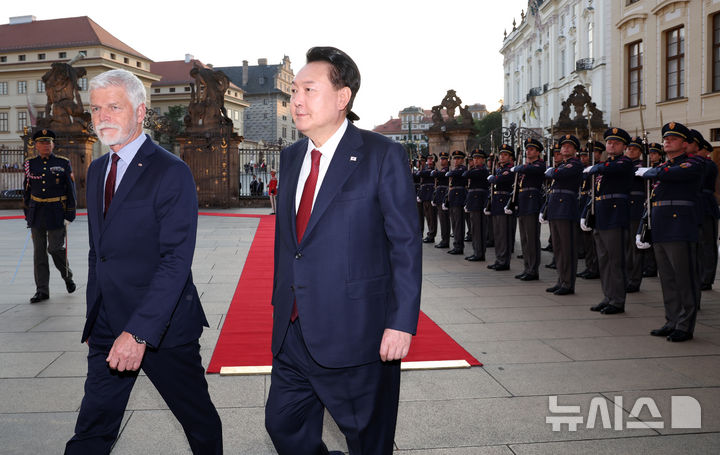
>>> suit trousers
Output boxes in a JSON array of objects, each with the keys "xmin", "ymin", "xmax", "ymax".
[
  {"xmin": 549, "ymin": 220, "xmax": 577, "ymax": 289},
  {"xmin": 625, "ymin": 219, "xmax": 644, "ymax": 289},
  {"xmin": 449, "ymin": 207, "xmax": 465, "ymax": 250},
  {"xmin": 31, "ymin": 226, "xmax": 72, "ymax": 294},
  {"xmin": 492, "ymin": 214, "xmax": 511, "ymax": 267},
  {"xmin": 417, "ymin": 201, "xmax": 425, "ymax": 235},
  {"xmin": 265, "ymin": 320, "xmax": 400, "ymax": 455},
  {"xmin": 518, "ymin": 214, "xmax": 540, "ymax": 275},
  {"xmin": 654, "ymin": 242, "xmax": 701, "ymax": 333},
  {"xmin": 65, "ymin": 305, "xmax": 222, "ymax": 455},
  {"xmin": 437, "ymin": 207, "xmax": 450, "ymax": 244},
  {"xmin": 422, "ymin": 201, "xmax": 437, "ymax": 239},
  {"xmin": 699, "ymin": 216, "xmax": 719, "ymax": 287},
  {"xmin": 469, "ymin": 211, "xmax": 486, "ymax": 259},
  {"xmin": 594, "ymin": 228, "xmax": 628, "ymax": 309}
]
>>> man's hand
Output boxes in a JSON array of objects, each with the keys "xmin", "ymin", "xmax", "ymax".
[
  {"xmin": 379, "ymin": 328, "xmax": 412, "ymax": 362},
  {"xmin": 106, "ymin": 331, "xmax": 146, "ymax": 372}
]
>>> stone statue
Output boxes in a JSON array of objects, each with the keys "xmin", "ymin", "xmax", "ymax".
[
  {"xmin": 554, "ymin": 84, "xmax": 607, "ymax": 135},
  {"xmin": 440, "ymin": 90, "xmax": 462, "ymax": 120},
  {"xmin": 431, "ymin": 105, "xmax": 444, "ymax": 127},
  {"xmin": 38, "ymin": 60, "xmax": 90, "ymax": 131},
  {"xmin": 459, "ymin": 105, "xmax": 474, "ymax": 127},
  {"xmin": 185, "ymin": 63, "xmax": 233, "ymax": 132}
]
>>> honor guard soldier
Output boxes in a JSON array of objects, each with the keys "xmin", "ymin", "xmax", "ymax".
[
  {"xmin": 463, "ymin": 150, "xmax": 489, "ymax": 261},
  {"xmin": 625, "ymin": 136, "xmax": 647, "ymax": 293},
  {"xmin": 23, "ymin": 129, "xmax": 77, "ymax": 303},
  {"xmin": 432, "ymin": 151, "xmax": 451, "ymax": 248},
  {"xmin": 542, "ymin": 135, "xmax": 583, "ymax": 295},
  {"xmin": 690, "ymin": 131, "xmax": 719, "ymax": 290},
  {"xmin": 413, "ymin": 155, "xmax": 427, "ymax": 236},
  {"xmin": 446, "ymin": 150, "xmax": 468, "ymax": 254},
  {"xmin": 487, "ymin": 144, "xmax": 515, "ymax": 271},
  {"xmin": 636, "ymin": 121, "xmax": 702, "ymax": 342},
  {"xmin": 577, "ymin": 143, "xmax": 603, "ymax": 279},
  {"xmin": 512, "ymin": 138, "xmax": 546, "ymax": 280},
  {"xmin": 418, "ymin": 154, "xmax": 437, "ymax": 243},
  {"xmin": 582, "ymin": 127, "xmax": 634, "ymax": 314},
  {"xmin": 642, "ymin": 143, "xmax": 664, "ymax": 277}
]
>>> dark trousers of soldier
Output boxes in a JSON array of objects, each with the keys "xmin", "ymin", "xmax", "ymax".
[
  {"xmin": 417, "ymin": 201, "xmax": 425, "ymax": 235},
  {"xmin": 699, "ymin": 216, "xmax": 719, "ymax": 287},
  {"xmin": 581, "ymin": 230, "xmax": 598, "ymax": 274},
  {"xmin": 594, "ymin": 228, "xmax": 628, "ymax": 309},
  {"xmin": 654, "ymin": 242, "xmax": 701, "ymax": 333},
  {"xmin": 469, "ymin": 211, "xmax": 486, "ymax": 259},
  {"xmin": 625, "ymin": 219, "xmax": 644, "ymax": 289},
  {"xmin": 449, "ymin": 207, "xmax": 465, "ymax": 251},
  {"xmin": 518, "ymin": 214, "xmax": 540, "ymax": 275},
  {"xmin": 422, "ymin": 201, "xmax": 437, "ymax": 240},
  {"xmin": 438, "ymin": 207, "xmax": 450, "ymax": 245},
  {"xmin": 643, "ymin": 245, "xmax": 657, "ymax": 275},
  {"xmin": 492, "ymin": 214, "xmax": 512, "ymax": 267},
  {"xmin": 486, "ymin": 213, "xmax": 494, "ymax": 246},
  {"xmin": 575, "ymin": 224, "xmax": 585, "ymax": 258},
  {"xmin": 31, "ymin": 226, "xmax": 72, "ymax": 294},
  {"xmin": 549, "ymin": 220, "xmax": 577, "ymax": 289}
]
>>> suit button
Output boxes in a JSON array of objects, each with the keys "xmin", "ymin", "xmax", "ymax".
[
  {"xmin": 295, "ymin": 252, "xmax": 302, "ymax": 259},
  {"xmin": 100, "ymin": 257, "xmax": 106, "ymax": 262},
  {"xmin": 673, "ymin": 213, "xmax": 677, "ymax": 218}
]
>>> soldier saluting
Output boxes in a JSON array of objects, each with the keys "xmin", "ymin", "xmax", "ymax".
[{"xmin": 23, "ymin": 129, "xmax": 77, "ymax": 303}]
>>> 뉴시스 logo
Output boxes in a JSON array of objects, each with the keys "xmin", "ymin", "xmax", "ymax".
[{"xmin": 546, "ymin": 395, "xmax": 702, "ymax": 431}]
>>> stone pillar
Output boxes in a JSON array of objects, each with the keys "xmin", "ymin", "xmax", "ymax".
[
  {"xmin": 178, "ymin": 134, "xmax": 240, "ymax": 208},
  {"xmin": 447, "ymin": 129, "xmax": 474, "ymax": 156},
  {"xmin": 427, "ymin": 130, "xmax": 449, "ymax": 158}
]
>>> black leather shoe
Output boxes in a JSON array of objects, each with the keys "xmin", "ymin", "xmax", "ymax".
[
  {"xmin": 65, "ymin": 279, "xmax": 76, "ymax": 294},
  {"xmin": 465, "ymin": 255, "xmax": 484, "ymax": 261},
  {"xmin": 545, "ymin": 262, "xmax": 556, "ymax": 269},
  {"xmin": 701, "ymin": 283, "xmax": 712, "ymax": 291},
  {"xmin": 422, "ymin": 237, "xmax": 435, "ymax": 243},
  {"xmin": 434, "ymin": 242, "xmax": 449, "ymax": 248},
  {"xmin": 578, "ymin": 252, "xmax": 586, "ymax": 259},
  {"xmin": 464, "ymin": 235, "xmax": 472, "ymax": 242},
  {"xmin": 650, "ymin": 326, "xmax": 674, "ymax": 337},
  {"xmin": 642, "ymin": 270, "xmax": 657, "ymax": 277},
  {"xmin": 494, "ymin": 264, "xmax": 510, "ymax": 271},
  {"xmin": 554, "ymin": 287, "xmax": 574, "ymax": 295},
  {"xmin": 601, "ymin": 305, "xmax": 624, "ymax": 315},
  {"xmin": 542, "ymin": 244, "xmax": 553, "ymax": 252},
  {"xmin": 30, "ymin": 292, "xmax": 49, "ymax": 303},
  {"xmin": 626, "ymin": 285, "xmax": 640, "ymax": 293},
  {"xmin": 516, "ymin": 254, "xmax": 524, "ymax": 259},
  {"xmin": 546, "ymin": 285, "xmax": 560, "ymax": 293},
  {"xmin": 577, "ymin": 269, "xmax": 590, "ymax": 278},
  {"xmin": 515, "ymin": 273, "xmax": 526, "ymax": 279},
  {"xmin": 447, "ymin": 248, "xmax": 464, "ymax": 255},
  {"xmin": 582, "ymin": 272, "xmax": 600, "ymax": 279},
  {"xmin": 667, "ymin": 330, "xmax": 693, "ymax": 342},
  {"xmin": 590, "ymin": 302, "xmax": 608, "ymax": 312},
  {"xmin": 486, "ymin": 241, "xmax": 494, "ymax": 247},
  {"xmin": 487, "ymin": 263, "xmax": 498, "ymax": 269},
  {"xmin": 520, "ymin": 273, "xmax": 539, "ymax": 281}
]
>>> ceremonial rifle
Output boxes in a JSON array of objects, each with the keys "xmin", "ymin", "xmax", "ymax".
[
  {"xmin": 586, "ymin": 115, "xmax": 596, "ymax": 228},
  {"xmin": 485, "ymin": 131, "xmax": 498, "ymax": 213},
  {"xmin": 639, "ymin": 108, "xmax": 652, "ymax": 243}
]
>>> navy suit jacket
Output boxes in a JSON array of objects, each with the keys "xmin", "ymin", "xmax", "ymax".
[
  {"xmin": 81, "ymin": 135, "xmax": 208, "ymax": 348},
  {"xmin": 271, "ymin": 123, "xmax": 422, "ymax": 368}
]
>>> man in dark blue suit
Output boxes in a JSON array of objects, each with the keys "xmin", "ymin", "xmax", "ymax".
[
  {"xmin": 264, "ymin": 47, "xmax": 422, "ymax": 455},
  {"xmin": 65, "ymin": 69, "xmax": 222, "ymax": 454}
]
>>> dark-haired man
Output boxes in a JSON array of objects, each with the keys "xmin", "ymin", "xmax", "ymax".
[{"xmin": 265, "ymin": 47, "xmax": 421, "ymax": 454}]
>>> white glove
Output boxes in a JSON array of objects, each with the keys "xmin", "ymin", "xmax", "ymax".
[
  {"xmin": 583, "ymin": 166, "xmax": 593, "ymax": 174},
  {"xmin": 504, "ymin": 207, "xmax": 513, "ymax": 215},
  {"xmin": 580, "ymin": 218, "xmax": 592, "ymax": 232},
  {"xmin": 431, "ymin": 201, "xmax": 436, "ymax": 207},
  {"xmin": 487, "ymin": 175, "xmax": 493, "ymax": 181},
  {"xmin": 635, "ymin": 167, "xmax": 651, "ymax": 177},
  {"xmin": 635, "ymin": 234, "xmax": 651, "ymax": 249},
  {"xmin": 64, "ymin": 219, "xmax": 71, "ymax": 227},
  {"xmin": 464, "ymin": 206, "xmax": 469, "ymax": 213},
  {"xmin": 483, "ymin": 208, "xmax": 491, "ymax": 216},
  {"xmin": 510, "ymin": 166, "xmax": 517, "ymax": 172},
  {"xmin": 539, "ymin": 212, "xmax": 548, "ymax": 224},
  {"xmin": 442, "ymin": 203, "xmax": 448, "ymax": 211},
  {"xmin": 417, "ymin": 196, "xmax": 421, "ymax": 203}
]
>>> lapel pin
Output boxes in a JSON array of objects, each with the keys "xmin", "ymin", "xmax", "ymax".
[
  {"xmin": 350, "ymin": 156, "xmax": 357, "ymax": 161},
  {"xmin": 138, "ymin": 163, "xmax": 143, "ymax": 167}
]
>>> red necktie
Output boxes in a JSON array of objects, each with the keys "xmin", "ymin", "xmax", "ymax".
[
  {"xmin": 291, "ymin": 149, "xmax": 321, "ymax": 321},
  {"xmin": 104, "ymin": 153, "xmax": 120, "ymax": 217}
]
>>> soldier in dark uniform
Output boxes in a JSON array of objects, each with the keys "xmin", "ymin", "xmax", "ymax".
[
  {"xmin": 22, "ymin": 129, "xmax": 77, "ymax": 303},
  {"xmin": 463, "ymin": 150, "xmax": 489, "ymax": 261},
  {"xmin": 513, "ymin": 138, "xmax": 546, "ymax": 280},
  {"xmin": 577, "ymin": 143, "xmax": 603, "ymax": 279},
  {"xmin": 582, "ymin": 127, "xmax": 634, "ymax": 314},
  {"xmin": 446, "ymin": 150, "xmax": 468, "ymax": 255},
  {"xmin": 418, "ymin": 154, "xmax": 437, "ymax": 243},
  {"xmin": 642, "ymin": 143, "xmax": 664, "ymax": 277},
  {"xmin": 432, "ymin": 151, "xmax": 451, "ymax": 248},
  {"xmin": 636, "ymin": 121, "xmax": 702, "ymax": 342},
  {"xmin": 413, "ymin": 155, "xmax": 426, "ymax": 237},
  {"xmin": 625, "ymin": 136, "xmax": 647, "ymax": 293},
  {"xmin": 543, "ymin": 135, "xmax": 583, "ymax": 295},
  {"xmin": 543, "ymin": 142, "xmax": 562, "ymax": 256},
  {"xmin": 691, "ymin": 132, "xmax": 719, "ymax": 290},
  {"xmin": 487, "ymin": 144, "xmax": 515, "ymax": 271}
]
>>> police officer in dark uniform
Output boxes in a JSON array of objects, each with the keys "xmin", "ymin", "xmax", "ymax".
[
  {"xmin": 418, "ymin": 154, "xmax": 437, "ymax": 243},
  {"xmin": 432, "ymin": 151, "xmax": 451, "ymax": 248},
  {"xmin": 513, "ymin": 138, "xmax": 546, "ymax": 280},
  {"xmin": 463, "ymin": 150, "xmax": 489, "ymax": 261},
  {"xmin": 636, "ymin": 121, "xmax": 702, "ymax": 342},
  {"xmin": 543, "ymin": 135, "xmax": 583, "ymax": 295},
  {"xmin": 487, "ymin": 144, "xmax": 515, "ymax": 271},
  {"xmin": 691, "ymin": 132, "xmax": 719, "ymax": 290},
  {"xmin": 446, "ymin": 150, "xmax": 468, "ymax": 255},
  {"xmin": 582, "ymin": 127, "xmax": 634, "ymax": 314},
  {"xmin": 625, "ymin": 136, "xmax": 647, "ymax": 293},
  {"xmin": 642, "ymin": 143, "xmax": 665, "ymax": 277},
  {"xmin": 23, "ymin": 129, "xmax": 77, "ymax": 303},
  {"xmin": 577, "ymin": 143, "xmax": 603, "ymax": 279},
  {"xmin": 413, "ymin": 155, "xmax": 426, "ymax": 236}
]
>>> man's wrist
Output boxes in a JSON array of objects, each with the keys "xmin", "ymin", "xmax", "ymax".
[{"xmin": 132, "ymin": 334, "xmax": 147, "ymax": 345}]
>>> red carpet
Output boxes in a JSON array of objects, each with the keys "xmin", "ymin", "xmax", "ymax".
[{"xmin": 205, "ymin": 212, "xmax": 481, "ymax": 374}]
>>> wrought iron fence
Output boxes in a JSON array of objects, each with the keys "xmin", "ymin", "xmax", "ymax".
[
  {"xmin": 238, "ymin": 146, "xmax": 282, "ymax": 197},
  {"xmin": 0, "ymin": 147, "xmax": 26, "ymax": 197},
  {"xmin": 471, "ymin": 124, "xmax": 546, "ymax": 156}
]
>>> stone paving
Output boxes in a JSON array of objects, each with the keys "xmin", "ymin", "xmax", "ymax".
[{"xmin": 1, "ymin": 208, "xmax": 719, "ymax": 454}]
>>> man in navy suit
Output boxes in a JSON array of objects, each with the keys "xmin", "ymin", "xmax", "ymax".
[
  {"xmin": 65, "ymin": 69, "xmax": 222, "ymax": 454},
  {"xmin": 264, "ymin": 47, "xmax": 422, "ymax": 455}
]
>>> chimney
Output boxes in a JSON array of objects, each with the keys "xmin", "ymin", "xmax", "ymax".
[
  {"xmin": 9, "ymin": 15, "xmax": 36, "ymax": 24},
  {"xmin": 184, "ymin": 54, "xmax": 194, "ymax": 63},
  {"xmin": 258, "ymin": 58, "xmax": 267, "ymax": 66},
  {"xmin": 242, "ymin": 60, "xmax": 248, "ymax": 86}
]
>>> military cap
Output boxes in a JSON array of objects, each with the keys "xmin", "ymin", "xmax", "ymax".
[
  {"xmin": 499, "ymin": 144, "xmax": 515, "ymax": 159},
  {"xmin": 662, "ymin": 121, "xmax": 691, "ymax": 140},
  {"xmin": 524, "ymin": 137, "xmax": 544, "ymax": 152},
  {"xmin": 451, "ymin": 150, "xmax": 466, "ymax": 159},
  {"xmin": 32, "ymin": 128, "xmax": 56, "ymax": 141},
  {"xmin": 578, "ymin": 147, "xmax": 589, "ymax": 156},
  {"xmin": 603, "ymin": 127, "xmax": 631, "ymax": 145},
  {"xmin": 429, "ymin": 153, "xmax": 438, "ymax": 161},
  {"xmin": 552, "ymin": 141, "xmax": 561, "ymax": 152},
  {"xmin": 558, "ymin": 134, "xmax": 580, "ymax": 150},
  {"xmin": 689, "ymin": 129, "xmax": 706, "ymax": 145},
  {"xmin": 648, "ymin": 142, "xmax": 664, "ymax": 154},
  {"xmin": 472, "ymin": 149, "xmax": 487, "ymax": 159},
  {"xmin": 702, "ymin": 139, "xmax": 713, "ymax": 153},
  {"xmin": 439, "ymin": 151, "xmax": 450, "ymax": 159},
  {"xmin": 592, "ymin": 141, "xmax": 606, "ymax": 153},
  {"xmin": 627, "ymin": 136, "xmax": 644, "ymax": 150}
]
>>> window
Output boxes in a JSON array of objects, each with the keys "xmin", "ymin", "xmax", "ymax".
[
  {"xmin": 282, "ymin": 101, "xmax": 287, "ymax": 107},
  {"xmin": 184, "ymin": 87, "xmax": 190, "ymax": 92},
  {"xmin": 627, "ymin": 0, "xmax": 640, "ymax": 4},
  {"xmin": 0, "ymin": 56, "xmax": 6, "ymax": 63},
  {"xmin": 18, "ymin": 81, "xmax": 27, "ymax": 94},
  {"xmin": 154, "ymin": 88, "xmax": 160, "ymax": 93},
  {"xmin": 711, "ymin": 128, "xmax": 720, "ymax": 142},
  {"xmin": 37, "ymin": 80, "xmax": 45, "ymax": 93},
  {"xmin": 264, "ymin": 113, "xmax": 268, "ymax": 119},
  {"xmin": 292, "ymin": 129, "xmax": 296, "ymax": 140},
  {"xmin": 628, "ymin": 40, "xmax": 643, "ymax": 107},
  {"xmin": 666, "ymin": 26, "xmax": 685, "ymax": 99},
  {"xmin": 79, "ymin": 50, "xmax": 87, "ymax": 57},
  {"xmin": 282, "ymin": 115, "xmax": 287, "ymax": 121},
  {"xmin": 259, "ymin": 77, "xmax": 265, "ymax": 85},
  {"xmin": 713, "ymin": 13, "xmax": 720, "ymax": 92},
  {"xmin": 18, "ymin": 54, "xmax": 26, "ymax": 61},
  {"xmin": 110, "ymin": 53, "xmax": 116, "ymax": 60},
  {"xmin": 282, "ymin": 126, "xmax": 287, "ymax": 138},
  {"xmin": 38, "ymin": 53, "xmax": 45, "ymax": 60},
  {"xmin": 59, "ymin": 52, "xmax": 66, "ymax": 59},
  {"xmin": 0, "ymin": 82, "xmax": 7, "ymax": 95},
  {"xmin": 124, "ymin": 57, "xmax": 129, "ymax": 64},
  {"xmin": 136, "ymin": 61, "xmax": 142, "ymax": 68},
  {"xmin": 0, "ymin": 112, "xmax": 8, "ymax": 132},
  {"xmin": 263, "ymin": 98, "xmax": 268, "ymax": 105},
  {"xmin": 169, "ymin": 87, "xmax": 175, "ymax": 92},
  {"xmin": 78, "ymin": 77, "xmax": 88, "ymax": 91},
  {"xmin": 18, "ymin": 111, "xmax": 28, "ymax": 130}
]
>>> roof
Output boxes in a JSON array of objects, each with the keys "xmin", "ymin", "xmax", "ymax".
[
  {"xmin": 216, "ymin": 64, "xmax": 285, "ymax": 95},
  {"xmin": 150, "ymin": 59, "xmax": 243, "ymax": 92},
  {"xmin": 0, "ymin": 16, "xmax": 149, "ymax": 60},
  {"xmin": 373, "ymin": 118, "xmax": 403, "ymax": 134}
]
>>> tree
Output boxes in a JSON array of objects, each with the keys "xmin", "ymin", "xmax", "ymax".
[
  {"xmin": 152, "ymin": 105, "xmax": 187, "ymax": 147},
  {"xmin": 474, "ymin": 110, "xmax": 502, "ymax": 139}
]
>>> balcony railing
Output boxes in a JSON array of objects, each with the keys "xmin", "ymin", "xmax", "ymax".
[
  {"xmin": 576, "ymin": 58, "xmax": 594, "ymax": 71},
  {"xmin": 527, "ymin": 87, "xmax": 542, "ymax": 99}
]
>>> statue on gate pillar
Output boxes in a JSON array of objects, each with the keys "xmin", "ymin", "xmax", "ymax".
[
  {"xmin": 37, "ymin": 55, "xmax": 91, "ymax": 132},
  {"xmin": 184, "ymin": 63, "xmax": 233, "ymax": 134}
]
